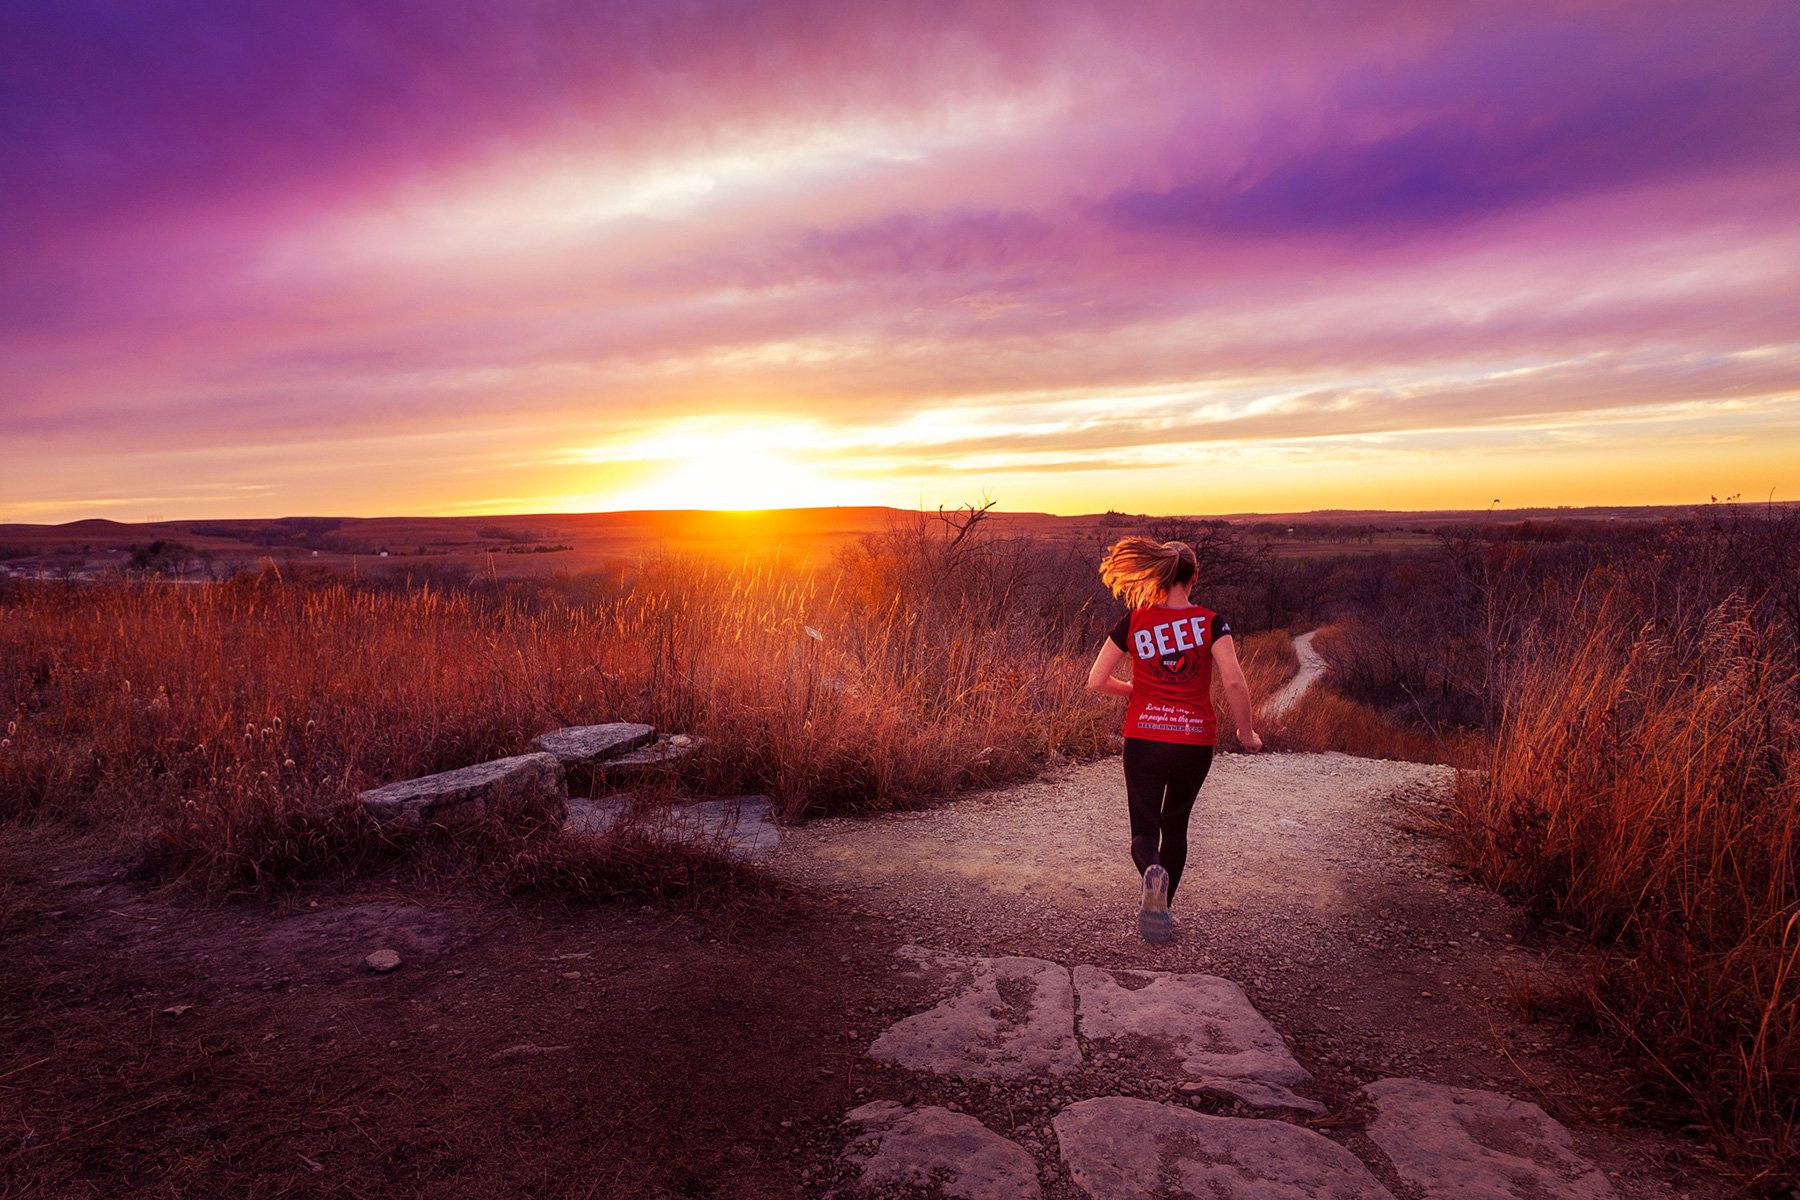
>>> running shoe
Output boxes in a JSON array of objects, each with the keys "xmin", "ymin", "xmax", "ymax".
[{"xmin": 1139, "ymin": 864, "xmax": 1172, "ymax": 945}]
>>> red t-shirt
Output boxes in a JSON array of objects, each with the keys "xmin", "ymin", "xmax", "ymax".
[{"xmin": 1107, "ymin": 605, "xmax": 1233, "ymax": 745}]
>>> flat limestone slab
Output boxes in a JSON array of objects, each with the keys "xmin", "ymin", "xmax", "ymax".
[
  {"xmin": 1364, "ymin": 1078, "xmax": 1617, "ymax": 1199},
  {"xmin": 1054, "ymin": 1097, "xmax": 1394, "ymax": 1200},
  {"xmin": 1073, "ymin": 966, "xmax": 1321, "ymax": 1112},
  {"xmin": 677, "ymin": 796, "xmax": 780, "ymax": 859},
  {"xmin": 842, "ymin": 1100, "xmax": 1043, "ymax": 1199},
  {"xmin": 597, "ymin": 735, "xmax": 704, "ymax": 774},
  {"xmin": 870, "ymin": 946, "xmax": 1082, "ymax": 1081},
  {"xmin": 563, "ymin": 795, "xmax": 779, "ymax": 860},
  {"xmin": 529, "ymin": 722, "xmax": 655, "ymax": 765},
  {"xmin": 563, "ymin": 795, "xmax": 629, "ymax": 838},
  {"xmin": 358, "ymin": 753, "xmax": 566, "ymax": 829}
]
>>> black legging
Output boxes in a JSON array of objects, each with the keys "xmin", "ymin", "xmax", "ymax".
[{"xmin": 1122, "ymin": 737, "xmax": 1214, "ymax": 903}]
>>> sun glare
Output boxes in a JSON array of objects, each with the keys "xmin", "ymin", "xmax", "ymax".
[{"xmin": 582, "ymin": 422, "xmax": 873, "ymax": 512}]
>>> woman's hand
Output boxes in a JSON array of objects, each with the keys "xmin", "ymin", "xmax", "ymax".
[{"xmin": 1237, "ymin": 728, "xmax": 1263, "ymax": 753}]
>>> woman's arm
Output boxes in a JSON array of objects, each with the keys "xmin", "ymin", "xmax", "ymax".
[
  {"xmin": 1212, "ymin": 635, "xmax": 1263, "ymax": 751},
  {"xmin": 1086, "ymin": 639, "xmax": 1132, "ymax": 698}
]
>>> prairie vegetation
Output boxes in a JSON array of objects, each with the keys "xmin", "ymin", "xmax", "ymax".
[
  {"xmin": 0, "ymin": 509, "xmax": 1293, "ymax": 895},
  {"xmin": 1458, "ymin": 593, "xmax": 1797, "ymax": 1170},
  {"xmin": 0, "ymin": 569, "xmax": 1074, "ymax": 891},
  {"xmin": 4, "ymin": 500, "xmax": 1795, "ymax": 1171},
  {"xmin": 1264, "ymin": 502, "xmax": 1799, "ymax": 1174},
  {"xmin": 1260, "ymin": 636, "xmax": 1484, "ymax": 765},
  {"xmin": 1449, "ymin": 508, "xmax": 1800, "ymax": 1176}
]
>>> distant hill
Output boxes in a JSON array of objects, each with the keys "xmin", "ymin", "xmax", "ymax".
[{"xmin": 1, "ymin": 501, "xmax": 1777, "ymax": 580}]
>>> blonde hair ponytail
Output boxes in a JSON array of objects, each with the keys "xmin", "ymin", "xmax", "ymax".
[{"xmin": 1099, "ymin": 537, "xmax": 1197, "ymax": 609}]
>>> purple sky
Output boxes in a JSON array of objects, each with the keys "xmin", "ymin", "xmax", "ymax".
[{"xmin": 4, "ymin": 1, "xmax": 1797, "ymax": 520}]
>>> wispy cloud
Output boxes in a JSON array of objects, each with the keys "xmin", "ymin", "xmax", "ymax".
[{"xmin": 2, "ymin": 1, "xmax": 1796, "ymax": 520}]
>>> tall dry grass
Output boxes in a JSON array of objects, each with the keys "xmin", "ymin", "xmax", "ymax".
[
  {"xmin": 1, "ymin": 555, "xmax": 1117, "ymax": 890},
  {"xmin": 1454, "ymin": 595, "xmax": 1799, "ymax": 1171},
  {"xmin": 1260, "ymin": 623, "xmax": 1483, "ymax": 764},
  {"xmin": 1262, "ymin": 687, "xmax": 1484, "ymax": 764},
  {"xmin": 1221, "ymin": 627, "xmax": 1299, "ymax": 734}
]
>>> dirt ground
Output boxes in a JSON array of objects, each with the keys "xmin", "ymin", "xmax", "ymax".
[
  {"xmin": 773, "ymin": 750, "xmax": 1736, "ymax": 1199},
  {"xmin": 0, "ymin": 826, "xmax": 901, "ymax": 1199},
  {"xmin": 0, "ymin": 751, "xmax": 1744, "ymax": 1199}
]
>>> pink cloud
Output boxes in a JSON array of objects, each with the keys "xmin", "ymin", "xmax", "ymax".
[{"xmin": 3, "ymin": 1, "xmax": 1797, "ymax": 517}]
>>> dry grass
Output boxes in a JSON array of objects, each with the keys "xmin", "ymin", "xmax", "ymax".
[
  {"xmin": 500, "ymin": 824, "xmax": 800, "ymax": 915},
  {"xmin": 1260, "ymin": 624, "xmax": 1483, "ymax": 765},
  {"xmin": 1234, "ymin": 627, "xmax": 1300, "ymax": 726},
  {"xmin": 1453, "ymin": 595, "xmax": 1799, "ymax": 1174},
  {"xmin": 1263, "ymin": 686, "xmax": 1485, "ymax": 764},
  {"xmin": 1, "ymin": 558, "xmax": 1115, "ymax": 892}
]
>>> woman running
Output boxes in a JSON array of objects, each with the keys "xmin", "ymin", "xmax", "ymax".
[{"xmin": 1086, "ymin": 537, "xmax": 1262, "ymax": 944}]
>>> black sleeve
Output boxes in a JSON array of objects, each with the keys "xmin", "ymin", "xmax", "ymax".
[
  {"xmin": 1107, "ymin": 614, "xmax": 1130, "ymax": 651},
  {"xmin": 1214, "ymin": 614, "xmax": 1233, "ymax": 641}
]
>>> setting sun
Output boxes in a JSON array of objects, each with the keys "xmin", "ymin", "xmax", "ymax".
[{"xmin": 574, "ymin": 420, "xmax": 876, "ymax": 512}]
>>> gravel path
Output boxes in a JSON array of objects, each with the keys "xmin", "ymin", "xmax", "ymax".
[
  {"xmin": 1265, "ymin": 629, "xmax": 1325, "ymax": 717},
  {"xmin": 769, "ymin": 750, "xmax": 1731, "ymax": 1198}
]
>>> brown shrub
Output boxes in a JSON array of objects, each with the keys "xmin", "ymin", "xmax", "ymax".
[
  {"xmin": 1453, "ymin": 594, "xmax": 1799, "ymax": 1170},
  {"xmin": 1262, "ymin": 684, "xmax": 1483, "ymax": 765},
  {"xmin": 1241, "ymin": 628, "xmax": 1299, "ymax": 706}
]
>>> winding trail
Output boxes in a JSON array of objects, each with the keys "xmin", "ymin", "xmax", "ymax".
[{"xmin": 1264, "ymin": 629, "xmax": 1326, "ymax": 719}]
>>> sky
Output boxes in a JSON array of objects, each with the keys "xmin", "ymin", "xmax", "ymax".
[{"xmin": 3, "ymin": 0, "xmax": 1798, "ymax": 522}]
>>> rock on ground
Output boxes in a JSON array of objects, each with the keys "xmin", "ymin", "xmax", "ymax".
[
  {"xmin": 870, "ymin": 946, "xmax": 1082, "ymax": 1081},
  {"xmin": 364, "ymin": 948, "xmax": 401, "ymax": 973},
  {"xmin": 563, "ymin": 795, "xmax": 630, "ymax": 838},
  {"xmin": 1364, "ymin": 1077, "xmax": 1618, "ymax": 1200},
  {"xmin": 1054, "ymin": 1097, "xmax": 1394, "ymax": 1200},
  {"xmin": 671, "ymin": 796, "xmax": 779, "ymax": 859},
  {"xmin": 528, "ymin": 722, "xmax": 655, "ymax": 766},
  {"xmin": 1073, "ymin": 966, "xmax": 1322, "ymax": 1113},
  {"xmin": 357, "ymin": 752, "xmax": 566, "ymax": 829},
  {"xmin": 597, "ymin": 736, "xmax": 704, "ymax": 777},
  {"xmin": 842, "ymin": 1100, "xmax": 1043, "ymax": 1200}
]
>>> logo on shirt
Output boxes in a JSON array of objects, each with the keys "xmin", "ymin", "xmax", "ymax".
[{"xmin": 1132, "ymin": 615, "xmax": 1210, "ymax": 682}]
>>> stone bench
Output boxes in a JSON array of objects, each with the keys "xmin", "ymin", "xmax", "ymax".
[{"xmin": 358, "ymin": 753, "xmax": 566, "ymax": 829}]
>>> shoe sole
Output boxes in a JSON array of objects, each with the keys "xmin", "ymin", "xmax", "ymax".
[{"xmin": 1139, "ymin": 865, "xmax": 1171, "ymax": 944}]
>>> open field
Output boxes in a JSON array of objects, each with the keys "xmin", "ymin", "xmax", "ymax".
[
  {"xmin": 0, "ymin": 501, "xmax": 1751, "ymax": 581},
  {"xmin": 4, "ymin": 503, "xmax": 1797, "ymax": 1188},
  {"xmin": 10, "ymin": 2, "xmax": 1798, "ymax": 1191}
]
